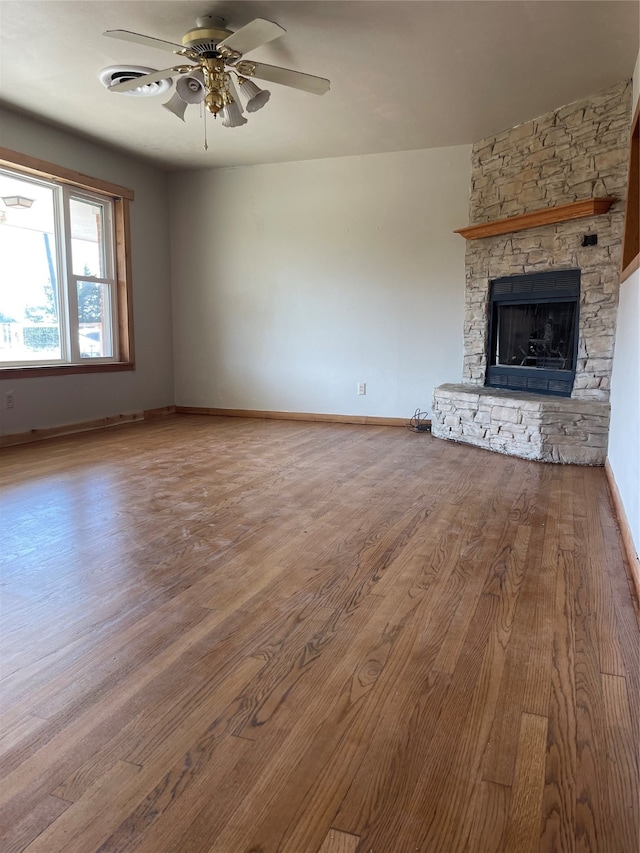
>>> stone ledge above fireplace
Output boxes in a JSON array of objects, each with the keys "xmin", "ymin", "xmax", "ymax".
[{"xmin": 432, "ymin": 384, "xmax": 609, "ymax": 465}]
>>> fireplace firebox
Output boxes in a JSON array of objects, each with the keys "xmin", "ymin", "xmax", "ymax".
[{"xmin": 486, "ymin": 269, "xmax": 580, "ymax": 397}]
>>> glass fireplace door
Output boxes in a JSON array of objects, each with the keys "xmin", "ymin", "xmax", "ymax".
[
  {"xmin": 496, "ymin": 301, "xmax": 577, "ymax": 372},
  {"xmin": 486, "ymin": 269, "xmax": 580, "ymax": 397}
]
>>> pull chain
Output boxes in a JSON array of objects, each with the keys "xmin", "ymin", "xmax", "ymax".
[{"xmin": 203, "ymin": 105, "xmax": 208, "ymax": 151}]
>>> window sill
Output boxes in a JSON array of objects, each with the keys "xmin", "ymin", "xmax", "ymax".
[{"xmin": 0, "ymin": 362, "xmax": 135, "ymax": 379}]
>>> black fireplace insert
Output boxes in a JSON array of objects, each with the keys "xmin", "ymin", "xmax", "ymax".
[{"xmin": 486, "ymin": 269, "xmax": 580, "ymax": 397}]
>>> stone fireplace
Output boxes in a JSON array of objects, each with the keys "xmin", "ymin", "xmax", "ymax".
[{"xmin": 432, "ymin": 81, "xmax": 631, "ymax": 464}]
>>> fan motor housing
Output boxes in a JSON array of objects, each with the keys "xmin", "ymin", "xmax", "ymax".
[{"xmin": 182, "ymin": 15, "xmax": 232, "ymax": 54}]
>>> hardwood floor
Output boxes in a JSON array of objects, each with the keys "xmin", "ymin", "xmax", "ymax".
[{"xmin": 0, "ymin": 415, "xmax": 638, "ymax": 853}]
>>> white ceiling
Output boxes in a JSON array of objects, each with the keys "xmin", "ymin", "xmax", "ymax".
[{"xmin": 0, "ymin": 1, "xmax": 638, "ymax": 171}]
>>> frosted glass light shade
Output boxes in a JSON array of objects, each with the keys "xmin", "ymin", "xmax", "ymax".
[
  {"xmin": 220, "ymin": 100, "xmax": 248, "ymax": 128},
  {"xmin": 227, "ymin": 78, "xmax": 245, "ymax": 113},
  {"xmin": 239, "ymin": 78, "xmax": 271, "ymax": 113},
  {"xmin": 176, "ymin": 70, "xmax": 206, "ymax": 104},
  {"xmin": 162, "ymin": 92, "xmax": 188, "ymax": 121}
]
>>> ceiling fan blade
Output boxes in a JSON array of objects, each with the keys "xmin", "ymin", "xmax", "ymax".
[
  {"xmin": 108, "ymin": 66, "xmax": 187, "ymax": 93},
  {"xmin": 104, "ymin": 29, "xmax": 183, "ymax": 53},
  {"xmin": 248, "ymin": 62, "xmax": 330, "ymax": 95},
  {"xmin": 217, "ymin": 18, "xmax": 285, "ymax": 56}
]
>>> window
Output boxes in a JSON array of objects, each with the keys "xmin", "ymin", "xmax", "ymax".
[{"xmin": 0, "ymin": 149, "xmax": 134, "ymax": 377}]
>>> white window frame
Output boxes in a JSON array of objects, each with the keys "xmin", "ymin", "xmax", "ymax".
[{"xmin": 0, "ymin": 148, "xmax": 135, "ymax": 379}]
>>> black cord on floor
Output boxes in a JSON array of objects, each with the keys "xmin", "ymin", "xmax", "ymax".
[{"xmin": 407, "ymin": 408, "xmax": 431, "ymax": 432}]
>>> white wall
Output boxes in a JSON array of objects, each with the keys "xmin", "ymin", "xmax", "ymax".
[
  {"xmin": 0, "ymin": 108, "xmax": 174, "ymax": 435},
  {"xmin": 608, "ymin": 53, "xmax": 640, "ymax": 556},
  {"xmin": 169, "ymin": 145, "xmax": 471, "ymax": 418}
]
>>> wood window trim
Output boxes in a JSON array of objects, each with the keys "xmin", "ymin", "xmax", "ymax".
[
  {"xmin": 0, "ymin": 148, "xmax": 134, "ymax": 200},
  {"xmin": 0, "ymin": 147, "xmax": 135, "ymax": 379},
  {"xmin": 620, "ymin": 98, "xmax": 640, "ymax": 283}
]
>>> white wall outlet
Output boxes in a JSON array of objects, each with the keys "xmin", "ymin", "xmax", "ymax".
[
  {"xmin": 357, "ymin": 382, "xmax": 366, "ymax": 396},
  {"xmin": 5, "ymin": 391, "xmax": 14, "ymax": 409}
]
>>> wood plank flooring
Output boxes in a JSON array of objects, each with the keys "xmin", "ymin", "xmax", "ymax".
[{"xmin": 0, "ymin": 415, "xmax": 638, "ymax": 853}]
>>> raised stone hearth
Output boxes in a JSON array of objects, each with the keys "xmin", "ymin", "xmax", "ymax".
[
  {"xmin": 432, "ymin": 81, "xmax": 631, "ymax": 465},
  {"xmin": 432, "ymin": 384, "xmax": 609, "ymax": 465}
]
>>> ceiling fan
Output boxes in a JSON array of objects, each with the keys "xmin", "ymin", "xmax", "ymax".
[{"xmin": 103, "ymin": 15, "xmax": 330, "ymax": 133}]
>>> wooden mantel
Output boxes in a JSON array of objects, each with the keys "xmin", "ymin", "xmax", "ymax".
[{"xmin": 455, "ymin": 197, "xmax": 616, "ymax": 240}]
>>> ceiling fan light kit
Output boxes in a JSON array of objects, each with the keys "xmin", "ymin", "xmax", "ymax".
[{"xmin": 102, "ymin": 14, "xmax": 329, "ymax": 147}]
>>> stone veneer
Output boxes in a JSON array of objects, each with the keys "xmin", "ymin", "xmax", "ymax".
[
  {"xmin": 434, "ymin": 385, "xmax": 609, "ymax": 465},
  {"xmin": 433, "ymin": 81, "xmax": 631, "ymax": 464}
]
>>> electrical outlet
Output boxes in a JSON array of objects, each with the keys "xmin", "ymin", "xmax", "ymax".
[
  {"xmin": 5, "ymin": 391, "xmax": 14, "ymax": 409},
  {"xmin": 357, "ymin": 382, "xmax": 366, "ymax": 396}
]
